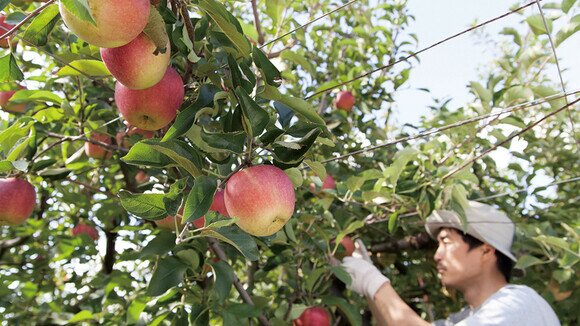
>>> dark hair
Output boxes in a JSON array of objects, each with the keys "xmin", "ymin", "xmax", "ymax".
[{"xmin": 459, "ymin": 231, "xmax": 514, "ymax": 282}]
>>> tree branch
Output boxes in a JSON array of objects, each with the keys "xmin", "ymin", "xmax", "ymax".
[
  {"xmin": 208, "ymin": 238, "xmax": 270, "ymax": 326},
  {"xmin": 0, "ymin": 0, "xmax": 56, "ymax": 41},
  {"xmin": 370, "ymin": 232, "xmax": 434, "ymax": 253},
  {"xmin": 251, "ymin": 0, "xmax": 265, "ymax": 45}
]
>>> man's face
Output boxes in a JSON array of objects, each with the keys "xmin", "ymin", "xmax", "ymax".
[{"xmin": 433, "ymin": 228, "xmax": 485, "ymax": 290}]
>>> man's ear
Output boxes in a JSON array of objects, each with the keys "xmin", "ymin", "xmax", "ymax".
[{"xmin": 481, "ymin": 244, "xmax": 496, "ymax": 260}]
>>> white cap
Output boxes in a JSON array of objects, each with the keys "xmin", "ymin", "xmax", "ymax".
[{"xmin": 425, "ymin": 201, "xmax": 517, "ymax": 262}]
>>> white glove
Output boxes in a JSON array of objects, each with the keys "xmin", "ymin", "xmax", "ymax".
[{"xmin": 341, "ymin": 240, "xmax": 390, "ymax": 299}]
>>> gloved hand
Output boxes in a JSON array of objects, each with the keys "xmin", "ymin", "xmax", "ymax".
[{"xmin": 341, "ymin": 239, "xmax": 390, "ymax": 299}]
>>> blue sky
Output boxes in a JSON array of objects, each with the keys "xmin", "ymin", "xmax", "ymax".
[{"xmin": 393, "ymin": 0, "xmax": 580, "ymax": 125}]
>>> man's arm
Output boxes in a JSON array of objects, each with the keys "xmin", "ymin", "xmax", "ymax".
[{"xmin": 368, "ymin": 282, "xmax": 431, "ymax": 326}]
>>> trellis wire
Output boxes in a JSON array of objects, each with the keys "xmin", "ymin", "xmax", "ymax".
[
  {"xmin": 304, "ymin": 0, "xmax": 540, "ymax": 99},
  {"xmin": 259, "ymin": 0, "xmax": 359, "ymax": 49},
  {"xmin": 534, "ymin": 0, "xmax": 579, "ymax": 150},
  {"xmin": 312, "ymin": 89, "xmax": 579, "ymax": 166}
]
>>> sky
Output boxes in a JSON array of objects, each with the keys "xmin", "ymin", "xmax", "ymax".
[{"xmin": 393, "ymin": 0, "xmax": 580, "ymax": 126}]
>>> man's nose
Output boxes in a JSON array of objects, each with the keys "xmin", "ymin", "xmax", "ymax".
[{"xmin": 433, "ymin": 245, "xmax": 443, "ymax": 262}]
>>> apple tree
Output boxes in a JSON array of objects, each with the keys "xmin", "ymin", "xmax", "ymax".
[{"xmin": 0, "ymin": 0, "xmax": 578, "ymax": 325}]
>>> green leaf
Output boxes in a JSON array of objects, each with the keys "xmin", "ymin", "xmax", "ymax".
[
  {"xmin": 60, "ymin": 0, "xmax": 96, "ymax": 25},
  {"xmin": 147, "ymin": 256, "xmax": 189, "ymax": 296},
  {"xmin": 201, "ymin": 226, "xmax": 260, "ymax": 261},
  {"xmin": 68, "ymin": 310, "xmax": 94, "ymax": 323},
  {"xmin": 330, "ymin": 266, "xmax": 352, "ymax": 285},
  {"xmin": 56, "ymin": 60, "xmax": 110, "ymax": 77},
  {"xmin": 526, "ymin": 14, "xmax": 552, "ymax": 35},
  {"xmin": 175, "ymin": 249, "xmax": 200, "ymax": 270},
  {"xmin": 22, "ymin": 4, "xmax": 60, "ymax": 46},
  {"xmin": 121, "ymin": 141, "xmax": 175, "ymax": 168},
  {"xmin": 140, "ymin": 231, "xmax": 176, "ymax": 258},
  {"xmin": 281, "ymin": 50, "xmax": 316, "ymax": 75},
  {"xmin": 272, "ymin": 128, "xmax": 321, "ymax": 164},
  {"xmin": 226, "ymin": 303, "xmax": 262, "ymax": 318},
  {"xmin": 304, "ymin": 159, "xmax": 326, "ymax": 181},
  {"xmin": 0, "ymin": 54, "xmax": 24, "ymax": 82},
  {"xmin": 252, "ymin": 46, "xmax": 281, "ymax": 86},
  {"xmin": 210, "ymin": 260, "xmax": 234, "ymax": 302},
  {"xmin": 284, "ymin": 168, "xmax": 303, "ymax": 188},
  {"xmin": 235, "ymin": 86, "xmax": 269, "ymax": 137},
  {"xmin": 164, "ymin": 178, "xmax": 188, "ymax": 216},
  {"xmin": 321, "ymin": 296, "xmax": 362, "ymax": 326},
  {"xmin": 197, "ymin": 0, "xmax": 251, "ymax": 58},
  {"xmin": 0, "ymin": 118, "xmax": 32, "ymax": 157},
  {"xmin": 126, "ymin": 296, "xmax": 149, "ymax": 324},
  {"xmin": 562, "ymin": 0, "xmax": 577, "ymax": 13},
  {"xmin": 118, "ymin": 190, "xmax": 167, "ymax": 220},
  {"xmin": 143, "ymin": 6, "xmax": 170, "ymax": 54},
  {"xmin": 9, "ymin": 90, "xmax": 63, "ymax": 106},
  {"xmin": 142, "ymin": 139, "xmax": 204, "ymax": 177},
  {"xmin": 387, "ymin": 212, "xmax": 398, "ymax": 233},
  {"xmin": 0, "ymin": 0, "xmax": 10, "ymax": 12},
  {"xmin": 382, "ymin": 147, "xmax": 419, "ymax": 184},
  {"xmin": 164, "ymin": 84, "xmax": 220, "ymax": 140},
  {"xmin": 515, "ymin": 254, "xmax": 545, "ymax": 269},
  {"xmin": 532, "ymin": 86, "xmax": 566, "ymax": 110},
  {"xmin": 261, "ymin": 85, "xmax": 326, "ymax": 126},
  {"xmin": 555, "ymin": 14, "xmax": 580, "ymax": 47},
  {"xmin": 470, "ymin": 81, "xmax": 492, "ymax": 111},
  {"xmin": 200, "ymin": 130, "xmax": 246, "ymax": 153},
  {"xmin": 183, "ymin": 176, "xmax": 217, "ymax": 222},
  {"xmin": 499, "ymin": 27, "xmax": 522, "ymax": 46}
]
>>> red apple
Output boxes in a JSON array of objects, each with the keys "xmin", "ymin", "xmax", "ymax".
[
  {"xmin": 155, "ymin": 214, "xmax": 182, "ymax": 231},
  {"xmin": 72, "ymin": 222, "xmax": 99, "ymax": 241},
  {"xmin": 115, "ymin": 67, "xmax": 184, "ymax": 131},
  {"xmin": 0, "ymin": 85, "xmax": 26, "ymax": 113},
  {"xmin": 135, "ymin": 170, "xmax": 149, "ymax": 184},
  {"xmin": 0, "ymin": 15, "xmax": 15, "ymax": 48},
  {"xmin": 334, "ymin": 90, "xmax": 355, "ymax": 112},
  {"xmin": 85, "ymin": 132, "xmax": 113, "ymax": 159},
  {"xmin": 101, "ymin": 33, "xmax": 171, "ymax": 90},
  {"xmin": 225, "ymin": 165, "xmax": 295, "ymax": 237},
  {"xmin": 293, "ymin": 307, "xmax": 330, "ymax": 326},
  {"xmin": 192, "ymin": 189, "xmax": 230, "ymax": 229},
  {"xmin": 340, "ymin": 236, "xmax": 355, "ymax": 257},
  {"xmin": 58, "ymin": 0, "xmax": 150, "ymax": 48},
  {"xmin": 321, "ymin": 175, "xmax": 335, "ymax": 190},
  {"xmin": 0, "ymin": 178, "xmax": 36, "ymax": 226}
]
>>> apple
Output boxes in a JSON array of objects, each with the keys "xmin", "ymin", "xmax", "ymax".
[
  {"xmin": 334, "ymin": 90, "xmax": 355, "ymax": 112},
  {"xmin": 116, "ymin": 124, "xmax": 154, "ymax": 148},
  {"xmin": 0, "ymin": 85, "xmax": 26, "ymax": 113},
  {"xmin": 156, "ymin": 213, "xmax": 182, "ymax": 231},
  {"xmin": 0, "ymin": 178, "xmax": 36, "ymax": 226},
  {"xmin": 135, "ymin": 170, "xmax": 149, "ymax": 184},
  {"xmin": 115, "ymin": 67, "xmax": 184, "ymax": 131},
  {"xmin": 225, "ymin": 165, "xmax": 295, "ymax": 237},
  {"xmin": 321, "ymin": 175, "xmax": 336, "ymax": 190},
  {"xmin": 72, "ymin": 222, "xmax": 99, "ymax": 241},
  {"xmin": 339, "ymin": 236, "xmax": 355, "ymax": 257},
  {"xmin": 58, "ymin": 0, "xmax": 150, "ymax": 48},
  {"xmin": 101, "ymin": 33, "xmax": 171, "ymax": 90},
  {"xmin": 293, "ymin": 306, "xmax": 330, "ymax": 326},
  {"xmin": 0, "ymin": 15, "xmax": 15, "ymax": 48},
  {"xmin": 85, "ymin": 132, "xmax": 113, "ymax": 159}
]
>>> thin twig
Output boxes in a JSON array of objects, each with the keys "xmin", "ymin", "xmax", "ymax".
[
  {"xmin": 0, "ymin": 0, "xmax": 56, "ymax": 40},
  {"xmin": 251, "ymin": 0, "xmax": 265, "ymax": 45}
]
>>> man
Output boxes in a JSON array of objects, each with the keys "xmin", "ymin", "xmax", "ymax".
[{"xmin": 341, "ymin": 201, "xmax": 560, "ymax": 325}]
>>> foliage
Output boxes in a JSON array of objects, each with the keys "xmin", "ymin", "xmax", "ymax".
[{"xmin": 0, "ymin": 0, "xmax": 578, "ymax": 325}]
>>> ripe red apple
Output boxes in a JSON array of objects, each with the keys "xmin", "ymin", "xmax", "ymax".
[
  {"xmin": 225, "ymin": 165, "xmax": 295, "ymax": 237},
  {"xmin": 155, "ymin": 214, "xmax": 182, "ymax": 231},
  {"xmin": 340, "ymin": 236, "xmax": 355, "ymax": 257},
  {"xmin": 334, "ymin": 90, "xmax": 355, "ymax": 112},
  {"xmin": 85, "ymin": 132, "xmax": 113, "ymax": 159},
  {"xmin": 321, "ymin": 175, "xmax": 336, "ymax": 190},
  {"xmin": 192, "ymin": 189, "xmax": 230, "ymax": 229},
  {"xmin": 135, "ymin": 170, "xmax": 149, "ymax": 184},
  {"xmin": 0, "ymin": 15, "xmax": 15, "ymax": 48},
  {"xmin": 293, "ymin": 307, "xmax": 330, "ymax": 326},
  {"xmin": 101, "ymin": 33, "xmax": 171, "ymax": 90},
  {"xmin": 115, "ymin": 67, "xmax": 184, "ymax": 131},
  {"xmin": 0, "ymin": 85, "xmax": 26, "ymax": 113},
  {"xmin": 58, "ymin": 0, "xmax": 150, "ymax": 48},
  {"xmin": 0, "ymin": 178, "xmax": 36, "ymax": 226},
  {"xmin": 72, "ymin": 223, "xmax": 99, "ymax": 241}
]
